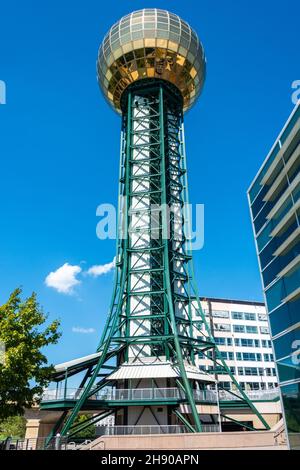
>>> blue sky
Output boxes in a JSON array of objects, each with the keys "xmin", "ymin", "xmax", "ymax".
[{"xmin": 0, "ymin": 0, "xmax": 299, "ymax": 365}]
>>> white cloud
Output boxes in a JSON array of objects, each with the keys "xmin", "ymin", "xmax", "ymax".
[
  {"xmin": 86, "ymin": 257, "xmax": 116, "ymax": 277},
  {"xmin": 45, "ymin": 263, "xmax": 82, "ymax": 294},
  {"xmin": 72, "ymin": 327, "xmax": 96, "ymax": 334}
]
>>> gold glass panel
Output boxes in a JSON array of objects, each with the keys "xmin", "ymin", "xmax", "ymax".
[
  {"xmin": 144, "ymin": 38, "xmax": 156, "ymax": 47},
  {"xmin": 132, "ymin": 39, "xmax": 144, "ymax": 50},
  {"xmin": 190, "ymin": 67, "xmax": 197, "ymax": 79},
  {"xmin": 168, "ymin": 41, "xmax": 179, "ymax": 52},
  {"xmin": 122, "ymin": 43, "xmax": 133, "ymax": 54},
  {"xmin": 97, "ymin": 9, "xmax": 206, "ymax": 114},
  {"xmin": 157, "ymin": 39, "xmax": 168, "ymax": 48}
]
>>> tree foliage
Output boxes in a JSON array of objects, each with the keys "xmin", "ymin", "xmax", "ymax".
[
  {"xmin": 0, "ymin": 415, "xmax": 26, "ymax": 439},
  {"xmin": 0, "ymin": 288, "xmax": 61, "ymax": 420},
  {"xmin": 73, "ymin": 414, "xmax": 96, "ymax": 439}
]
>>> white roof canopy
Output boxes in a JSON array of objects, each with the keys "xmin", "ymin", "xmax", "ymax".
[
  {"xmin": 54, "ymin": 352, "xmax": 101, "ymax": 374},
  {"xmin": 107, "ymin": 360, "xmax": 216, "ymax": 383}
]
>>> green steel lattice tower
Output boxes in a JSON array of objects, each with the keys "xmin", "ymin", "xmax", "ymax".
[{"xmin": 44, "ymin": 9, "xmax": 270, "ymax": 439}]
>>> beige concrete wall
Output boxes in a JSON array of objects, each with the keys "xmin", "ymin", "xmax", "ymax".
[
  {"xmin": 81, "ymin": 430, "xmax": 285, "ymax": 450},
  {"xmin": 224, "ymin": 410, "xmax": 281, "ymax": 429},
  {"xmin": 217, "ymin": 398, "xmax": 281, "ymax": 430},
  {"xmin": 24, "ymin": 408, "xmax": 64, "ymax": 449},
  {"xmin": 25, "ymin": 420, "xmax": 57, "ymax": 449}
]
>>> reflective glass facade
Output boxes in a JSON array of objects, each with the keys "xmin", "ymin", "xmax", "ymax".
[
  {"xmin": 97, "ymin": 9, "xmax": 206, "ymax": 113},
  {"xmin": 248, "ymin": 103, "xmax": 300, "ymax": 449}
]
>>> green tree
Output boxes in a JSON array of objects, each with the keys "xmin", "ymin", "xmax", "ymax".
[
  {"xmin": 0, "ymin": 288, "xmax": 61, "ymax": 420},
  {"xmin": 0, "ymin": 415, "xmax": 26, "ymax": 439},
  {"xmin": 73, "ymin": 414, "xmax": 96, "ymax": 439}
]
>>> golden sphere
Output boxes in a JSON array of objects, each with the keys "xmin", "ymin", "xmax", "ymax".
[{"xmin": 97, "ymin": 9, "xmax": 206, "ymax": 114}]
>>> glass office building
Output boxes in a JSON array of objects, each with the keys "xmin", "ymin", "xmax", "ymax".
[
  {"xmin": 248, "ymin": 102, "xmax": 300, "ymax": 449},
  {"xmin": 196, "ymin": 298, "xmax": 278, "ymax": 393}
]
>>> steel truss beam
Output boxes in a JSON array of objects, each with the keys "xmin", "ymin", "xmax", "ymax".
[{"xmin": 48, "ymin": 80, "xmax": 269, "ymax": 438}]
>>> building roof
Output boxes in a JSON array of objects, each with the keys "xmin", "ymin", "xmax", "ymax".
[
  {"xmin": 52, "ymin": 352, "xmax": 103, "ymax": 381},
  {"xmin": 54, "ymin": 352, "xmax": 101, "ymax": 373},
  {"xmin": 107, "ymin": 360, "xmax": 216, "ymax": 383},
  {"xmin": 199, "ymin": 297, "xmax": 265, "ymax": 307}
]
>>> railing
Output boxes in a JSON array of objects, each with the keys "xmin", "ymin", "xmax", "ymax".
[
  {"xmin": 219, "ymin": 389, "xmax": 280, "ymax": 401},
  {"xmin": 41, "ymin": 387, "xmax": 279, "ymax": 404},
  {"xmin": 0, "ymin": 437, "xmax": 90, "ymax": 451},
  {"xmin": 96, "ymin": 424, "xmax": 220, "ymax": 436},
  {"xmin": 41, "ymin": 388, "xmax": 85, "ymax": 401},
  {"xmin": 41, "ymin": 387, "xmax": 218, "ymax": 403}
]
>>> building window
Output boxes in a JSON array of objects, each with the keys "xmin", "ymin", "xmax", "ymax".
[
  {"xmin": 264, "ymin": 354, "xmax": 274, "ymax": 362},
  {"xmin": 273, "ymin": 324, "xmax": 300, "ymax": 363},
  {"xmin": 233, "ymin": 325, "xmax": 245, "ymax": 333},
  {"xmin": 262, "ymin": 340, "xmax": 273, "ymax": 348},
  {"xmin": 250, "ymin": 382, "xmax": 260, "ymax": 390},
  {"xmin": 258, "ymin": 313, "xmax": 267, "ymax": 321},
  {"xmin": 220, "ymin": 351, "xmax": 234, "ymax": 361},
  {"xmin": 212, "ymin": 310, "xmax": 229, "ymax": 319},
  {"xmin": 243, "ymin": 382, "xmax": 260, "ymax": 391},
  {"xmin": 246, "ymin": 326, "xmax": 258, "ymax": 334},
  {"xmin": 260, "ymin": 326, "xmax": 269, "ymax": 334},
  {"xmin": 215, "ymin": 337, "xmax": 226, "ymax": 346},
  {"xmin": 269, "ymin": 296, "xmax": 300, "ymax": 337},
  {"xmin": 219, "ymin": 382, "xmax": 231, "ymax": 390},
  {"xmin": 237, "ymin": 338, "xmax": 260, "ymax": 348},
  {"xmin": 245, "ymin": 367, "xmax": 258, "ymax": 376},
  {"xmin": 244, "ymin": 313, "xmax": 256, "ymax": 321},
  {"xmin": 214, "ymin": 323, "xmax": 231, "ymax": 332},
  {"xmin": 243, "ymin": 353, "xmax": 256, "ymax": 361},
  {"xmin": 237, "ymin": 352, "xmax": 263, "ymax": 362},
  {"xmin": 232, "ymin": 312, "xmax": 244, "ymax": 320}
]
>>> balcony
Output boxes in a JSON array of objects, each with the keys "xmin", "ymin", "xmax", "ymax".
[
  {"xmin": 41, "ymin": 387, "xmax": 217, "ymax": 404},
  {"xmin": 40, "ymin": 387, "xmax": 280, "ymax": 412}
]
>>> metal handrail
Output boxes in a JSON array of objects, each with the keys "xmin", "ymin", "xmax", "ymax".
[
  {"xmin": 42, "ymin": 387, "xmax": 279, "ymax": 403},
  {"xmin": 97, "ymin": 424, "xmax": 219, "ymax": 435},
  {"xmin": 41, "ymin": 387, "xmax": 217, "ymax": 403},
  {"xmin": 219, "ymin": 389, "xmax": 279, "ymax": 401}
]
